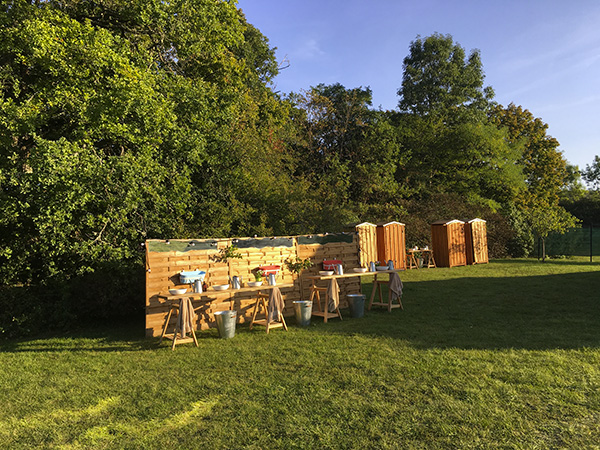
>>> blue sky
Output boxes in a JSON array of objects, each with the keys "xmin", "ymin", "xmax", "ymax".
[{"xmin": 238, "ymin": 0, "xmax": 600, "ymax": 171}]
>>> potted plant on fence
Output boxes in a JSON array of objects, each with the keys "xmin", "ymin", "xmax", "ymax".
[
  {"xmin": 209, "ymin": 245, "xmax": 244, "ymax": 288},
  {"xmin": 216, "ymin": 245, "xmax": 243, "ymax": 263},
  {"xmin": 285, "ymin": 257, "xmax": 314, "ymax": 279}
]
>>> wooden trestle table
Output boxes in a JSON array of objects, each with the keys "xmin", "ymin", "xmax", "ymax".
[
  {"xmin": 305, "ymin": 269, "xmax": 405, "ymax": 321},
  {"xmin": 406, "ymin": 248, "xmax": 436, "ymax": 269},
  {"xmin": 157, "ymin": 283, "xmax": 294, "ymax": 346}
]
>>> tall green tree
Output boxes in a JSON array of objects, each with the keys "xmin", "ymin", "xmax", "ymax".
[
  {"xmin": 559, "ymin": 163, "xmax": 586, "ymax": 203},
  {"xmin": 562, "ymin": 157, "xmax": 600, "ymax": 225},
  {"xmin": 489, "ymin": 103, "xmax": 578, "ymax": 258},
  {"xmin": 0, "ymin": 2, "xmax": 184, "ymax": 284},
  {"xmin": 528, "ymin": 204, "xmax": 578, "ymax": 261},
  {"xmin": 398, "ymin": 33, "xmax": 494, "ymax": 116},
  {"xmin": 395, "ymin": 34, "xmax": 523, "ymax": 208},
  {"xmin": 582, "ymin": 155, "xmax": 600, "ymax": 190},
  {"xmin": 288, "ymin": 83, "xmax": 409, "ymax": 227},
  {"xmin": 0, "ymin": 0, "xmax": 295, "ymax": 289},
  {"xmin": 489, "ymin": 103, "xmax": 568, "ymax": 206}
]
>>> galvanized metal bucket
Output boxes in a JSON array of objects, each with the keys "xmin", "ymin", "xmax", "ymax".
[
  {"xmin": 293, "ymin": 301, "xmax": 312, "ymax": 326},
  {"xmin": 347, "ymin": 294, "xmax": 365, "ymax": 318},
  {"xmin": 214, "ymin": 310, "xmax": 237, "ymax": 339}
]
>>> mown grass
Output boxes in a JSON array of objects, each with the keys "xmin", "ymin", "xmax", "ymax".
[{"xmin": 1, "ymin": 258, "xmax": 599, "ymax": 449}]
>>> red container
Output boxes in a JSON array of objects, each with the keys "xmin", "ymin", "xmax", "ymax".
[
  {"xmin": 322, "ymin": 259, "xmax": 342, "ymax": 270},
  {"xmin": 258, "ymin": 265, "xmax": 280, "ymax": 276}
]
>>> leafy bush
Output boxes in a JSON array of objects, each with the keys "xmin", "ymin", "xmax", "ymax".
[
  {"xmin": 0, "ymin": 262, "xmax": 144, "ymax": 339},
  {"xmin": 0, "ymin": 286, "xmax": 66, "ymax": 339},
  {"xmin": 58, "ymin": 262, "xmax": 145, "ymax": 321},
  {"xmin": 503, "ymin": 204, "xmax": 534, "ymax": 257}
]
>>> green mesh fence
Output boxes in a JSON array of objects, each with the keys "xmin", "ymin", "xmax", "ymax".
[{"xmin": 542, "ymin": 226, "xmax": 599, "ymax": 257}]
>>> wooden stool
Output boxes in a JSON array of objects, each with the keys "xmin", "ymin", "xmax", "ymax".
[
  {"xmin": 249, "ymin": 292, "xmax": 288, "ymax": 333},
  {"xmin": 309, "ymin": 282, "xmax": 343, "ymax": 323},
  {"xmin": 368, "ymin": 277, "xmax": 403, "ymax": 312},
  {"xmin": 159, "ymin": 299, "xmax": 199, "ymax": 350}
]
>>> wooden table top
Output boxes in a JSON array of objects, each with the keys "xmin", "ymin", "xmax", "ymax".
[
  {"xmin": 158, "ymin": 282, "xmax": 295, "ymax": 300},
  {"xmin": 305, "ymin": 269, "xmax": 404, "ymax": 281}
]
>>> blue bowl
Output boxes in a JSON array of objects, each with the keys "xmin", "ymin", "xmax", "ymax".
[{"xmin": 179, "ymin": 270, "xmax": 206, "ymax": 284}]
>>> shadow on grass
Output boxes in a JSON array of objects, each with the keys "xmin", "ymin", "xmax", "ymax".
[
  {"xmin": 0, "ymin": 317, "xmax": 153, "ymax": 353},
  {"xmin": 3, "ymin": 270, "xmax": 599, "ymax": 353},
  {"xmin": 316, "ymin": 271, "xmax": 600, "ymax": 350}
]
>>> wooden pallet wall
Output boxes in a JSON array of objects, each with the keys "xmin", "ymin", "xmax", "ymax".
[
  {"xmin": 227, "ymin": 239, "xmax": 300, "ymax": 322},
  {"xmin": 146, "ymin": 239, "xmax": 226, "ymax": 337},
  {"xmin": 296, "ymin": 234, "xmax": 362, "ymax": 309},
  {"xmin": 145, "ymin": 234, "xmax": 361, "ymax": 337}
]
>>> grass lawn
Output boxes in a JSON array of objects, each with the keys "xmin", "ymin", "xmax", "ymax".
[{"xmin": 1, "ymin": 258, "xmax": 599, "ymax": 449}]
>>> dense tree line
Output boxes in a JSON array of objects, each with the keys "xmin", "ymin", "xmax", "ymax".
[{"xmin": 0, "ymin": 1, "xmax": 583, "ymax": 335}]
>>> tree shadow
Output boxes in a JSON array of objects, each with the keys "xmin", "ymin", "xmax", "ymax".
[
  {"xmin": 0, "ymin": 317, "xmax": 152, "ymax": 353},
  {"xmin": 3, "ymin": 270, "xmax": 599, "ymax": 353},
  {"xmin": 317, "ymin": 271, "xmax": 600, "ymax": 350}
]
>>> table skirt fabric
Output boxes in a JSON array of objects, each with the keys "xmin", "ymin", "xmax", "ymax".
[
  {"xmin": 177, "ymin": 297, "xmax": 195, "ymax": 336},
  {"xmin": 327, "ymin": 278, "xmax": 340, "ymax": 312},
  {"xmin": 267, "ymin": 286, "xmax": 285, "ymax": 323},
  {"xmin": 389, "ymin": 272, "xmax": 403, "ymax": 302}
]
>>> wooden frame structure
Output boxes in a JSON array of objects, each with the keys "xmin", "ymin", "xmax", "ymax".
[
  {"xmin": 431, "ymin": 219, "xmax": 467, "ymax": 268},
  {"xmin": 356, "ymin": 222, "xmax": 377, "ymax": 268},
  {"xmin": 367, "ymin": 270, "xmax": 404, "ymax": 312},
  {"xmin": 376, "ymin": 222, "xmax": 406, "ymax": 270},
  {"xmin": 249, "ymin": 291, "xmax": 289, "ymax": 333},
  {"xmin": 307, "ymin": 279, "xmax": 344, "ymax": 323},
  {"xmin": 158, "ymin": 298, "xmax": 199, "ymax": 350},
  {"xmin": 465, "ymin": 218, "xmax": 489, "ymax": 264},
  {"xmin": 406, "ymin": 249, "xmax": 436, "ymax": 269}
]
